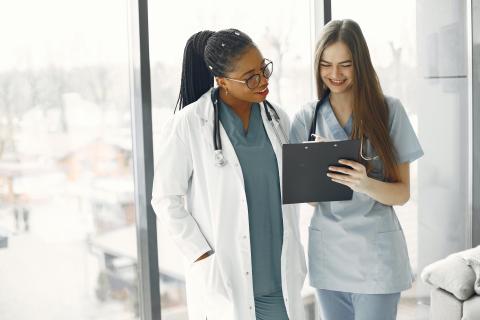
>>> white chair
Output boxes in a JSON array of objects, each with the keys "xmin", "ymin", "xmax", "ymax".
[{"xmin": 422, "ymin": 246, "xmax": 480, "ymax": 320}]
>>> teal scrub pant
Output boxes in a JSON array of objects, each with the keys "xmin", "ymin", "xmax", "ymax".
[
  {"xmin": 255, "ymin": 289, "xmax": 289, "ymax": 320},
  {"xmin": 316, "ymin": 289, "xmax": 401, "ymax": 320}
]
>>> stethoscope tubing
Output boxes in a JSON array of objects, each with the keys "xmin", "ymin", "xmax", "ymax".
[
  {"xmin": 211, "ymin": 88, "xmax": 286, "ymax": 166},
  {"xmin": 309, "ymin": 89, "xmax": 378, "ymax": 161}
]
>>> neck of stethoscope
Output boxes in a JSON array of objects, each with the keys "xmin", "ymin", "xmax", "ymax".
[
  {"xmin": 212, "ymin": 88, "xmax": 278, "ymax": 150},
  {"xmin": 212, "ymin": 91, "xmax": 222, "ymax": 152},
  {"xmin": 309, "ymin": 90, "xmax": 377, "ymax": 161},
  {"xmin": 218, "ymin": 88, "xmax": 252, "ymax": 114},
  {"xmin": 309, "ymin": 90, "xmax": 331, "ymax": 141},
  {"xmin": 263, "ymin": 100, "xmax": 275, "ymax": 121},
  {"xmin": 211, "ymin": 90, "xmax": 285, "ymax": 168}
]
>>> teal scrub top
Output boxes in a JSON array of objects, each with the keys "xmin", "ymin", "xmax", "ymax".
[
  {"xmin": 219, "ymin": 100, "xmax": 285, "ymax": 298},
  {"xmin": 290, "ymin": 95, "xmax": 424, "ymax": 294}
]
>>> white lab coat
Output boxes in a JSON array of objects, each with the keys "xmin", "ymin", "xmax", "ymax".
[{"xmin": 151, "ymin": 88, "xmax": 307, "ymax": 320}]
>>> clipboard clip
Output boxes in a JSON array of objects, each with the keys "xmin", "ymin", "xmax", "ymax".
[{"xmin": 310, "ymin": 133, "xmax": 330, "ymax": 142}]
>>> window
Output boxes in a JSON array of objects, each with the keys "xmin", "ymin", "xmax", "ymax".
[
  {"xmin": 148, "ymin": 0, "xmax": 314, "ymax": 317},
  {"xmin": 331, "ymin": 1, "xmax": 470, "ymax": 319},
  {"xmin": 0, "ymin": 1, "xmax": 140, "ymax": 319}
]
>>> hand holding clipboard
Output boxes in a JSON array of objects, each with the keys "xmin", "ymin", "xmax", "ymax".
[{"xmin": 282, "ymin": 138, "xmax": 361, "ymax": 204}]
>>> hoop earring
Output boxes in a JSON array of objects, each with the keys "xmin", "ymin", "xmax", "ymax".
[{"xmin": 225, "ymin": 88, "xmax": 229, "ymax": 96}]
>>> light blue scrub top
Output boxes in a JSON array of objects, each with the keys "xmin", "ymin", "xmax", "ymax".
[
  {"xmin": 219, "ymin": 101, "xmax": 285, "ymax": 298},
  {"xmin": 290, "ymin": 96, "xmax": 424, "ymax": 294}
]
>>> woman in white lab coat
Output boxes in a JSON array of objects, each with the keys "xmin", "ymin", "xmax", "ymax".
[{"xmin": 151, "ymin": 29, "xmax": 307, "ymax": 320}]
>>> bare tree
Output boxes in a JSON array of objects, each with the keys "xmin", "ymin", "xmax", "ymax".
[
  {"xmin": 0, "ymin": 71, "xmax": 20, "ymax": 158},
  {"xmin": 25, "ymin": 69, "xmax": 44, "ymax": 114},
  {"xmin": 261, "ymin": 20, "xmax": 294, "ymax": 106},
  {"xmin": 86, "ymin": 66, "xmax": 110, "ymax": 106},
  {"xmin": 45, "ymin": 66, "xmax": 69, "ymax": 133}
]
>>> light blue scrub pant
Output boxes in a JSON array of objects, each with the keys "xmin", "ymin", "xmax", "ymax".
[{"xmin": 316, "ymin": 289, "xmax": 401, "ymax": 320}]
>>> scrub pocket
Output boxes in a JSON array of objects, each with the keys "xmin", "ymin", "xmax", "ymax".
[{"xmin": 374, "ymin": 230, "xmax": 412, "ymax": 288}]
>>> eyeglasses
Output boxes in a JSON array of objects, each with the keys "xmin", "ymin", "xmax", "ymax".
[{"xmin": 224, "ymin": 59, "xmax": 273, "ymax": 89}]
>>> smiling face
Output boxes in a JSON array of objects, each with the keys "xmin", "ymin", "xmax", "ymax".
[
  {"xmin": 216, "ymin": 46, "xmax": 270, "ymax": 104},
  {"xmin": 319, "ymin": 41, "xmax": 354, "ymax": 95}
]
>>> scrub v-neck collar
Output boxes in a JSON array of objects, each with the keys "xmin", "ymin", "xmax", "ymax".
[{"xmin": 319, "ymin": 97, "xmax": 352, "ymax": 139}]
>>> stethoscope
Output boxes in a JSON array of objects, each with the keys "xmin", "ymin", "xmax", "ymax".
[
  {"xmin": 308, "ymin": 89, "xmax": 378, "ymax": 161},
  {"xmin": 211, "ymin": 88, "xmax": 288, "ymax": 167}
]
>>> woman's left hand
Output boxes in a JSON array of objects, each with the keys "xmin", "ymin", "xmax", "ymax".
[{"xmin": 327, "ymin": 159, "xmax": 371, "ymax": 194}]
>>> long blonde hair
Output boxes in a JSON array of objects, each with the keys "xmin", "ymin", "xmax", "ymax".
[{"xmin": 314, "ymin": 19, "xmax": 399, "ymax": 181}]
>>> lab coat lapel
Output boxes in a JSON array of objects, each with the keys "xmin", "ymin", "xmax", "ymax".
[
  {"xmin": 195, "ymin": 89, "xmax": 245, "ymax": 185},
  {"xmin": 218, "ymin": 124, "xmax": 245, "ymax": 184},
  {"xmin": 259, "ymin": 102, "xmax": 284, "ymax": 196},
  {"xmin": 196, "ymin": 91, "xmax": 217, "ymax": 155}
]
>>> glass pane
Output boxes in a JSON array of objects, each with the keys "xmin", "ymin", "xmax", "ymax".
[
  {"xmin": 0, "ymin": 1, "xmax": 140, "ymax": 319},
  {"xmin": 473, "ymin": 0, "xmax": 480, "ymax": 246},
  {"xmin": 331, "ymin": 0, "xmax": 470, "ymax": 319},
  {"xmin": 148, "ymin": 0, "xmax": 313, "ymax": 318}
]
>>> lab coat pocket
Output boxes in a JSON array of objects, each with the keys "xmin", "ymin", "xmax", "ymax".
[
  {"xmin": 193, "ymin": 254, "xmax": 233, "ymax": 320},
  {"xmin": 188, "ymin": 254, "xmax": 213, "ymax": 296},
  {"xmin": 374, "ymin": 230, "xmax": 412, "ymax": 286},
  {"xmin": 185, "ymin": 255, "xmax": 212, "ymax": 319}
]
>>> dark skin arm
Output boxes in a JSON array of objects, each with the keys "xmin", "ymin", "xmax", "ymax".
[{"xmin": 195, "ymin": 250, "xmax": 213, "ymax": 262}]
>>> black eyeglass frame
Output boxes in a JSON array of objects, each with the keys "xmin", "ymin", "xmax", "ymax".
[{"xmin": 223, "ymin": 59, "xmax": 273, "ymax": 89}]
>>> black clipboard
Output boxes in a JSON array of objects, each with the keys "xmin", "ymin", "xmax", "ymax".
[{"xmin": 282, "ymin": 139, "xmax": 361, "ymax": 204}]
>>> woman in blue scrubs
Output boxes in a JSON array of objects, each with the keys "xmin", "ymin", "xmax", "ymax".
[{"xmin": 290, "ymin": 19, "xmax": 423, "ymax": 320}]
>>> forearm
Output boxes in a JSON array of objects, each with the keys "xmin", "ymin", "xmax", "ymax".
[
  {"xmin": 364, "ymin": 177, "xmax": 410, "ymax": 206},
  {"xmin": 152, "ymin": 195, "xmax": 212, "ymax": 263}
]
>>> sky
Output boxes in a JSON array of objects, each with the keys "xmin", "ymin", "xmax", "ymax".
[{"xmin": 0, "ymin": 0, "xmax": 129, "ymax": 71}]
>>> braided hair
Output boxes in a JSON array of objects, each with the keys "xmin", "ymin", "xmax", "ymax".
[{"xmin": 175, "ymin": 28, "xmax": 255, "ymax": 111}]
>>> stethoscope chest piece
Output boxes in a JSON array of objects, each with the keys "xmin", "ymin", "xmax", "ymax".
[
  {"xmin": 214, "ymin": 149, "xmax": 226, "ymax": 167},
  {"xmin": 210, "ymin": 87, "xmax": 285, "ymax": 167}
]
